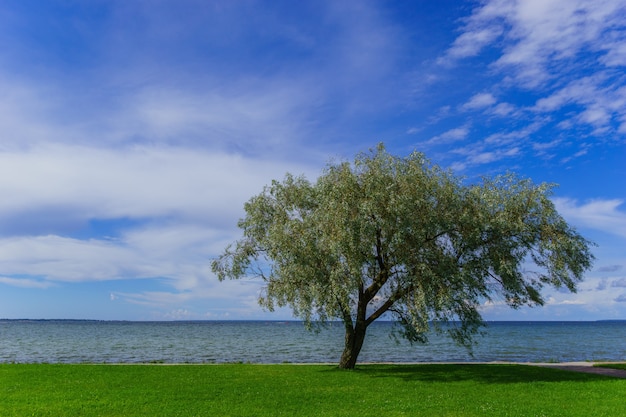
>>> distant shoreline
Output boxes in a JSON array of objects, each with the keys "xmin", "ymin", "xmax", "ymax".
[{"xmin": 1, "ymin": 318, "xmax": 625, "ymax": 323}]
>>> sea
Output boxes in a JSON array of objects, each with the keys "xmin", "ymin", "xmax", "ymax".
[{"xmin": 0, "ymin": 320, "xmax": 625, "ymax": 364}]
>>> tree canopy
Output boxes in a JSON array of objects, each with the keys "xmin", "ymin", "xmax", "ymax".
[{"xmin": 212, "ymin": 145, "xmax": 595, "ymax": 369}]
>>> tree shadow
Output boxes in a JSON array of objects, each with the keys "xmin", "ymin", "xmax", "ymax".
[{"xmin": 349, "ymin": 364, "xmax": 614, "ymax": 384}]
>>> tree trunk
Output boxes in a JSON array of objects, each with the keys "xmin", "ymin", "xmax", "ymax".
[{"xmin": 338, "ymin": 322, "xmax": 367, "ymax": 369}]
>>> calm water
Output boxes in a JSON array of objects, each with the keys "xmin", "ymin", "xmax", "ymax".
[{"xmin": 0, "ymin": 320, "xmax": 625, "ymax": 364}]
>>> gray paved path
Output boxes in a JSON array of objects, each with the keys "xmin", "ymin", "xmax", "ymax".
[{"xmin": 531, "ymin": 362, "xmax": 626, "ymax": 379}]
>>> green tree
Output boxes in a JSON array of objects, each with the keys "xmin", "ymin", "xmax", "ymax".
[{"xmin": 212, "ymin": 145, "xmax": 594, "ymax": 369}]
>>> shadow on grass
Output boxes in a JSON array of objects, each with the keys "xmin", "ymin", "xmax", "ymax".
[{"xmin": 348, "ymin": 364, "xmax": 610, "ymax": 384}]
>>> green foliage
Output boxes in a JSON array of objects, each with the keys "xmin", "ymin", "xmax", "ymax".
[
  {"xmin": 212, "ymin": 144, "xmax": 595, "ymax": 366},
  {"xmin": 0, "ymin": 364, "xmax": 624, "ymax": 416}
]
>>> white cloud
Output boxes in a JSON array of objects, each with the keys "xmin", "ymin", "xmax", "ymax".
[
  {"xmin": 109, "ymin": 278, "xmax": 269, "ymax": 320},
  {"xmin": 611, "ymin": 278, "xmax": 626, "ymax": 288},
  {"xmin": 553, "ymin": 198, "xmax": 626, "ymax": 239},
  {"xmin": 485, "ymin": 122, "xmax": 543, "ymax": 146},
  {"xmin": 600, "ymin": 37, "xmax": 626, "ymax": 66},
  {"xmin": 481, "ymin": 272, "xmax": 626, "ymax": 319},
  {"xmin": 563, "ymin": 148, "xmax": 590, "ymax": 162},
  {"xmin": 532, "ymin": 139, "xmax": 561, "ymax": 151},
  {"xmin": 0, "ymin": 276, "xmax": 54, "ymax": 289},
  {"xmin": 469, "ymin": 147, "xmax": 520, "ymax": 164},
  {"xmin": 597, "ymin": 265, "xmax": 623, "ymax": 273},
  {"xmin": 440, "ymin": 0, "xmax": 626, "ymax": 139},
  {"xmin": 0, "ymin": 143, "xmax": 321, "ymax": 296},
  {"xmin": 445, "ymin": 26, "xmax": 503, "ymax": 60},
  {"xmin": 534, "ymin": 77, "xmax": 626, "ymax": 133},
  {"xmin": 0, "ymin": 75, "xmax": 74, "ymax": 147},
  {"xmin": 479, "ymin": 283, "xmax": 626, "ymax": 320},
  {"xmin": 426, "ymin": 126, "xmax": 470, "ymax": 145},
  {"xmin": 483, "ymin": 0, "xmax": 623, "ymax": 86},
  {"xmin": 0, "ymin": 234, "xmax": 149, "ymax": 283},
  {"xmin": 491, "ymin": 102, "xmax": 516, "ymax": 116},
  {"xmin": 462, "ymin": 93, "xmax": 497, "ymax": 110},
  {"xmin": 438, "ymin": 0, "xmax": 509, "ymax": 62},
  {"xmin": 451, "ymin": 142, "xmax": 522, "ymax": 170},
  {"xmin": 0, "ymin": 0, "xmax": 407, "ymax": 158},
  {"xmin": 122, "ymin": 84, "xmax": 316, "ymax": 151},
  {"xmin": 0, "ymin": 222, "xmax": 272, "ymax": 315},
  {"xmin": 545, "ymin": 296, "xmax": 585, "ymax": 306},
  {"xmin": 0, "ymin": 71, "xmax": 329, "ymax": 158},
  {"xmin": 0, "ymin": 144, "xmax": 318, "ymax": 231},
  {"xmin": 0, "ymin": 0, "xmax": 410, "ymax": 319}
]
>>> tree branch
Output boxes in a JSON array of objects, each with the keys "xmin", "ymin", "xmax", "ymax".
[
  {"xmin": 362, "ymin": 228, "xmax": 390, "ymax": 304},
  {"xmin": 365, "ymin": 285, "xmax": 413, "ymax": 326}
]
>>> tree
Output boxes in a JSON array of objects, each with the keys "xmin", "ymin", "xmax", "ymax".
[{"xmin": 212, "ymin": 145, "xmax": 594, "ymax": 369}]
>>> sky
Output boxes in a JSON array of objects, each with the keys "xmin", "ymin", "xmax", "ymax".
[{"xmin": 0, "ymin": 0, "xmax": 625, "ymax": 321}]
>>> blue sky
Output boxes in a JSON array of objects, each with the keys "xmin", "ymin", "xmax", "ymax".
[{"xmin": 0, "ymin": 0, "xmax": 625, "ymax": 321}]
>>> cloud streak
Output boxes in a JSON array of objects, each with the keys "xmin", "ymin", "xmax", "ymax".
[
  {"xmin": 0, "ymin": 276, "xmax": 54, "ymax": 289},
  {"xmin": 426, "ymin": 126, "xmax": 470, "ymax": 145}
]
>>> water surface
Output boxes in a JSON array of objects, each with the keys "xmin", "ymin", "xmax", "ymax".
[{"xmin": 1, "ymin": 320, "xmax": 624, "ymax": 364}]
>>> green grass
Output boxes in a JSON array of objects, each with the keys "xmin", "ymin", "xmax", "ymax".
[
  {"xmin": 595, "ymin": 362, "xmax": 626, "ymax": 371},
  {"xmin": 1, "ymin": 364, "xmax": 625, "ymax": 416}
]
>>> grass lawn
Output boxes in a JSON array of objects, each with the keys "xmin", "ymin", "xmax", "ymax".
[{"xmin": 1, "ymin": 364, "xmax": 625, "ymax": 416}]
